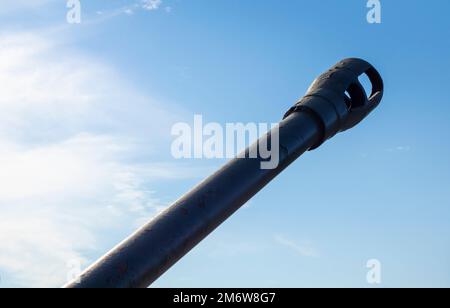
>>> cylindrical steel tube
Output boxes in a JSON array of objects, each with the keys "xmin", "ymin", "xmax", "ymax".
[{"xmin": 65, "ymin": 58, "xmax": 383, "ymax": 288}]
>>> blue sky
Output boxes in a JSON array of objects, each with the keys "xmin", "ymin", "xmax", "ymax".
[{"xmin": 0, "ymin": 0, "xmax": 449, "ymax": 287}]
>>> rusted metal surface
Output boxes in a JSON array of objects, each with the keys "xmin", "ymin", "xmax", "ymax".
[{"xmin": 65, "ymin": 58, "xmax": 383, "ymax": 288}]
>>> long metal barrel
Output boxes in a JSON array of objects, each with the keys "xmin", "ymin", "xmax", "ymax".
[{"xmin": 65, "ymin": 58, "xmax": 384, "ymax": 288}]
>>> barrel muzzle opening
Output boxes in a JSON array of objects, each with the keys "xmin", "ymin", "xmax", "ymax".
[
  {"xmin": 284, "ymin": 58, "xmax": 384, "ymax": 150},
  {"xmin": 339, "ymin": 60, "xmax": 384, "ymax": 131}
]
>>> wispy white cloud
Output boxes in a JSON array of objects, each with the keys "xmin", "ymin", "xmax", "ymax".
[
  {"xmin": 386, "ymin": 146, "xmax": 411, "ymax": 153},
  {"xmin": 0, "ymin": 0, "xmax": 168, "ymax": 24},
  {"xmin": 0, "ymin": 31, "xmax": 194, "ymax": 287},
  {"xmin": 142, "ymin": 0, "xmax": 163, "ymax": 11},
  {"xmin": 90, "ymin": 1, "xmax": 168, "ymax": 23},
  {"xmin": 274, "ymin": 235, "xmax": 319, "ymax": 258}
]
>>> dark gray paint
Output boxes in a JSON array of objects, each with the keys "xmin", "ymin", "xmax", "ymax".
[{"xmin": 65, "ymin": 58, "xmax": 384, "ymax": 288}]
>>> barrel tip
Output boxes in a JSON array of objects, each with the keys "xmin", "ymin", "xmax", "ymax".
[
  {"xmin": 337, "ymin": 58, "xmax": 384, "ymax": 131},
  {"xmin": 284, "ymin": 58, "xmax": 384, "ymax": 149}
]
